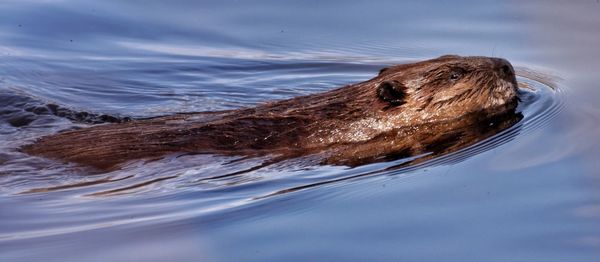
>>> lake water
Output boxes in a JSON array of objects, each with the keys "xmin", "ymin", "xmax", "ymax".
[{"xmin": 1, "ymin": 1, "xmax": 600, "ymax": 261}]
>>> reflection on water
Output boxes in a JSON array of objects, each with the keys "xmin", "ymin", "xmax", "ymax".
[{"xmin": 1, "ymin": 0, "xmax": 600, "ymax": 261}]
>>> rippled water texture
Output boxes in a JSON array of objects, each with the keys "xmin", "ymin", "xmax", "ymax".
[{"xmin": 1, "ymin": 1, "xmax": 600, "ymax": 261}]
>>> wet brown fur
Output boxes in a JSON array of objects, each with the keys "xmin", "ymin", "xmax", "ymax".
[{"xmin": 21, "ymin": 55, "xmax": 520, "ymax": 170}]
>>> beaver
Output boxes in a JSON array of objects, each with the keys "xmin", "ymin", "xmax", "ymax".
[{"xmin": 21, "ymin": 55, "xmax": 520, "ymax": 170}]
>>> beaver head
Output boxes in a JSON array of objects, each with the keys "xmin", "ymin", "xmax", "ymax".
[
  {"xmin": 373, "ymin": 55, "xmax": 518, "ymax": 125},
  {"xmin": 312, "ymin": 55, "xmax": 519, "ymax": 144}
]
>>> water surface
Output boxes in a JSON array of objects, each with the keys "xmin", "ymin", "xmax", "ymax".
[{"xmin": 1, "ymin": 1, "xmax": 600, "ymax": 261}]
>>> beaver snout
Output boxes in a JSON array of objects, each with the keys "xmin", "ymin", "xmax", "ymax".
[{"xmin": 493, "ymin": 58, "xmax": 516, "ymax": 81}]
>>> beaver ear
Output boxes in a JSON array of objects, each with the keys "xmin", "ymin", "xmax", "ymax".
[{"xmin": 377, "ymin": 80, "xmax": 406, "ymax": 106}]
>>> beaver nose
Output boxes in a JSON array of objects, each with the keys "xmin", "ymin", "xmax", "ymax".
[{"xmin": 494, "ymin": 58, "xmax": 515, "ymax": 80}]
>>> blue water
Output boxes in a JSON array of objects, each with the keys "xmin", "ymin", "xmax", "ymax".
[{"xmin": 2, "ymin": 1, "xmax": 600, "ymax": 261}]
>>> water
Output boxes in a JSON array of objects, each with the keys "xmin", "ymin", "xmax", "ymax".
[{"xmin": 1, "ymin": 0, "xmax": 600, "ymax": 261}]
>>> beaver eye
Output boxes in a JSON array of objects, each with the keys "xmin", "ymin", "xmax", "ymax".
[
  {"xmin": 449, "ymin": 69, "xmax": 465, "ymax": 81},
  {"xmin": 450, "ymin": 72, "xmax": 461, "ymax": 80}
]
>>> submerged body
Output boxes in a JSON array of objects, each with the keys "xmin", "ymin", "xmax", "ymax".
[{"xmin": 22, "ymin": 55, "xmax": 520, "ymax": 170}]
